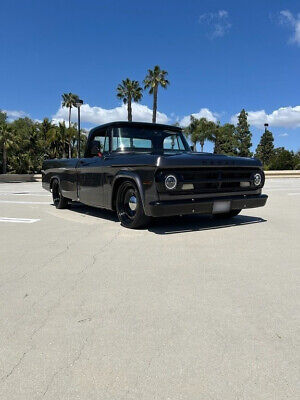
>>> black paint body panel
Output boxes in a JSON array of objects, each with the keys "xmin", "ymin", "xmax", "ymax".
[{"xmin": 42, "ymin": 122, "xmax": 268, "ymax": 217}]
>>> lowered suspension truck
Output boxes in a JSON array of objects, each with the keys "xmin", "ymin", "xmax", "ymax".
[{"xmin": 42, "ymin": 121, "xmax": 268, "ymax": 229}]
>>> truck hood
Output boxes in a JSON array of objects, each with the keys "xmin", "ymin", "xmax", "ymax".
[{"xmin": 156, "ymin": 152, "xmax": 262, "ymax": 168}]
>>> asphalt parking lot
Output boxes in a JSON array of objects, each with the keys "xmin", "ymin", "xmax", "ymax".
[{"xmin": 0, "ymin": 179, "xmax": 299, "ymax": 399}]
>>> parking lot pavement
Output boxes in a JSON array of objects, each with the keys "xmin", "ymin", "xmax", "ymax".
[{"xmin": 0, "ymin": 179, "xmax": 299, "ymax": 399}]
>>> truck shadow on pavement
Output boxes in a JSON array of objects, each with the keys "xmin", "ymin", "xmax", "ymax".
[
  {"xmin": 67, "ymin": 202, "xmax": 266, "ymax": 235},
  {"xmin": 68, "ymin": 202, "xmax": 119, "ymax": 222},
  {"xmin": 148, "ymin": 214, "xmax": 267, "ymax": 235}
]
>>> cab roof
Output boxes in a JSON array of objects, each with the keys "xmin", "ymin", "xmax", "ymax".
[{"xmin": 88, "ymin": 121, "xmax": 182, "ymax": 139}]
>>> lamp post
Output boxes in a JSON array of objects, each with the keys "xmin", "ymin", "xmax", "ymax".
[
  {"xmin": 264, "ymin": 123, "xmax": 268, "ymax": 133},
  {"xmin": 75, "ymin": 99, "xmax": 83, "ymax": 157}
]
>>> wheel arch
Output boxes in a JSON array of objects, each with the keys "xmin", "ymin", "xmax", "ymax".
[{"xmin": 111, "ymin": 172, "xmax": 145, "ymax": 211}]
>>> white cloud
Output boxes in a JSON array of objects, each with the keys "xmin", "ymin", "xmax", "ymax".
[
  {"xmin": 279, "ymin": 133, "xmax": 289, "ymax": 137},
  {"xmin": 230, "ymin": 106, "xmax": 300, "ymax": 129},
  {"xmin": 179, "ymin": 108, "xmax": 218, "ymax": 127},
  {"xmin": 279, "ymin": 10, "xmax": 300, "ymax": 45},
  {"xmin": 52, "ymin": 102, "xmax": 169, "ymax": 126},
  {"xmin": 2, "ymin": 109, "xmax": 28, "ymax": 121},
  {"xmin": 199, "ymin": 10, "xmax": 231, "ymax": 38}
]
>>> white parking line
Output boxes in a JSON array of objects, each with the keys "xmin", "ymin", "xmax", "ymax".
[
  {"xmin": 0, "ymin": 200, "xmax": 50, "ymax": 205},
  {"xmin": 0, "ymin": 192, "xmax": 50, "ymax": 197},
  {"xmin": 0, "ymin": 217, "xmax": 40, "ymax": 224},
  {"xmin": 266, "ymin": 188, "xmax": 300, "ymax": 191}
]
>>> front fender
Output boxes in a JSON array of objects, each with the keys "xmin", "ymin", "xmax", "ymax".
[{"xmin": 111, "ymin": 171, "xmax": 146, "ymax": 210}]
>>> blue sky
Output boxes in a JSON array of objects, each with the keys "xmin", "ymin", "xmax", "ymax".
[{"xmin": 0, "ymin": 0, "xmax": 300, "ymax": 152}]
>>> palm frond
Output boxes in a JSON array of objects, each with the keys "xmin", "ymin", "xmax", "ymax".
[{"xmin": 116, "ymin": 78, "xmax": 143, "ymax": 104}]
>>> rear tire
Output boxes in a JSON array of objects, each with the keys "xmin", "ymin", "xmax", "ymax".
[
  {"xmin": 213, "ymin": 209, "xmax": 241, "ymax": 219},
  {"xmin": 116, "ymin": 181, "xmax": 150, "ymax": 229},
  {"xmin": 52, "ymin": 179, "xmax": 68, "ymax": 209}
]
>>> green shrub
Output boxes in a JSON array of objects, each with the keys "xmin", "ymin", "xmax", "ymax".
[{"xmin": 268, "ymin": 148, "xmax": 295, "ymax": 170}]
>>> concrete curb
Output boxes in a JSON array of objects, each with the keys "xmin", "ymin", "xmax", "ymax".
[
  {"xmin": 265, "ymin": 170, "xmax": 300, "ymax": 178},
  {"xmin": 0, "ymin": 174, "xmax": 42, "ymax": 183}
]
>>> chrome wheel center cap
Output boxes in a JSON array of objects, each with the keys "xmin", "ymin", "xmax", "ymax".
[{"xmin": 128, "ymin": 196, "xmax": 137, "ymax": 211}]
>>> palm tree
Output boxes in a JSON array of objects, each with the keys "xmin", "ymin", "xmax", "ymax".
[
  {"xmin": 197, "ymin": 118, "xmax": 217, "ymax": 152},
  {"xmin": 144, "ymin": 65, "xmax": 169, "ymax": 123},
  {"xmin": 0, "ymin": 122, "xmax": 14, "ymax": 173},
  {"xmin": 47, "ymin": 123, "xmax": 66, "ymax": 159},
  {"xmin": 58, "ymin": 122, "xmax": 68, "ymax": 158},
  {"xmin": 184, "ymin": 116, "xmax": 217, "ymax": 152},
  {"xmin": 116, "ymin": 79, "xmax": 143, "ymax": 122},
  {"xmin": 61, "ymin": 93, "xmax": 80, "ymax": 129},
  {"xmin": 37, "ymin": 118, "xmax": 53, "ymax": 158},
  {"xmin": 65, "ymin": 125, "xmax": 77, "ymax": 158},
  {"xmin": 184, "ymin": 116, "xmax": 199, "ymax": 151},
  {"xmin": 39, "ymin": 118, "xmax": 53, "ymax": 141}
]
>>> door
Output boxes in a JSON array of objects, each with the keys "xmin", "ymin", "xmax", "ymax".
[{"xmin": 77, "ymin": 129, "xmax": 109, "ymax": 207}]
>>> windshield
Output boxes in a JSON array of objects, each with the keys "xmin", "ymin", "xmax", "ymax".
[{"xmin": 112, "ymin": 126, "xmax": 190, "ymax": 153}]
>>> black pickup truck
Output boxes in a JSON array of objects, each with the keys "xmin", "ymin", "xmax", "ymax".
[{"xmin": 42, "ymin": 121, "xmax": 268, "ymax": 228}]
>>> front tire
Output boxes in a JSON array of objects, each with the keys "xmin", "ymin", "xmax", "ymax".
[
  {"xmin": 52, "ymin": 179, "xmax": 68, "ymax": 209},
  {"xmin": 213, "ymin": 209, "xmax": 241, "ymax": 219},
  {"xmin": 116, "ymin": 181, "xmax": 150, "ymax": 229}
]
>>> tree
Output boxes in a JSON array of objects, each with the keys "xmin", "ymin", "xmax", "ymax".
[
  {"xmin": 37, "ymin": 118, "xmax": 53, "ymax": 159},
  {"xmin": 268, "ymin": 148, "xmax": 296, "ymax": 170},
  {"xmin": 65, "ymin": 125, "xmax": 77, "ymax": 158},
  {"xmin": 38, "ymin": 118, "xmax": 53, "ymax": 141},
  {"xmin": 184, "ymin": 116, "xmax": 216, "ymax": 152},
  {"xmin": 196, "ymin": 118, "xmax": 217, "ymax": 152},
  {"xmin": 235, "ymin": 109, "xmax": 252, "ymax": 157},
  {"xmin": 213, "ymin": 123, "xmax": 237, "ymax": 155},
  {"xmin": 116, "ymin": 78, "xmax": 143, "ymax": 122},
  {"xmin": 28, "ymin": 123, "xmax": 43, "ymax": 171},
  {"xmin": 294, "ymin": 151, "xmax": 300, "ymax": 170},
  {"xmin": 0, "ymin": 113, "xmax": 14, "ymax": 174},
  {"xmin": 144, "ymin": 65, "xmax": 169, "ymax": 123},
  {"xmin": 46, "ymin": 122, "xmax": 68, "ymax": 159},
  {"xmin": 183, "ymin": 116, "xmax": 199, "ymax": 151},
  {"xmin": 255, "ymin": 127, "xmax": 274, "ymax": 166},
  {"xmin": 58, "ymin": 122, "xmax": 68, "ymax": 158},
  {"xmin": 9, "ymin": 117, "xmax": 39, "ymax": 173},
  {"xmin": 0, "ymin": 110, "xmax": 6, "ymax": 125},
  {"xmin": 61, "ymin": 93, "xmax": 80, "ymax": 129}
]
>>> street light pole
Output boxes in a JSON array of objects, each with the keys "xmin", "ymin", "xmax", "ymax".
[
  {"xmin": 75, "ymin": 99, "xmax": 83, "ymax": 157},
  {"xmin": 264, "ymin": 123, "xmax": 268, "ymax": 133}
]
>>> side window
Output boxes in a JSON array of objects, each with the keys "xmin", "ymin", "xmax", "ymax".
[
  {"xmin": 87, "ymin": 130, "xmax": 109, "ymax": 157},
  {"xmin": 94, "ymin": 135, "xmax": 106, "ymax": 152},
  {"xmin": 163, "ymin": 135, "xmax": 183, "ymax": 150}
]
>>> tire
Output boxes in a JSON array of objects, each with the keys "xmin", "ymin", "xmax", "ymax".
[
  {"xmin": 213, "ymin": 209, "xmax": 241, "ymax": 219},
  {"xmin": 52, "ymin": 179, "xmax": 69, "ymax": 209},
  {"xmin": 116, "ymin": 181, "xmax": 150, "ymax": 229}
]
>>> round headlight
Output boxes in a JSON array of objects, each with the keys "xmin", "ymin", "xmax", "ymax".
[
  {"xmin": 253, "ymin": 172, "xmax": 262, "ymax": 186},
  {"xmin": 165, "ymin": 175, "xmax": 177, "ymax": 190}
]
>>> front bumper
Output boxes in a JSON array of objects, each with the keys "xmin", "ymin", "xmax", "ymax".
[{"xmin": 148, "ymin": 194, "xmax": 268, "ymax": 217}]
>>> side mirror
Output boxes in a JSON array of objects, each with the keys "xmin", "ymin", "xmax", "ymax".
[{"xmin": 190, "ymin": 146, "xmax": 194, "ymax": 151}]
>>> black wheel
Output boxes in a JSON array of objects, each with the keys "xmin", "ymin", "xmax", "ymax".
[
  {"xmin": 213, "ymin": 209, "xmax": 241, "ymax": 219},
  {"xmin": 52, "ymin": 179, "xmax": 68, "ymax": 209},
  {"xmin": 116, "ymin": 181, "xmax": 150, "ymax": 229}
]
